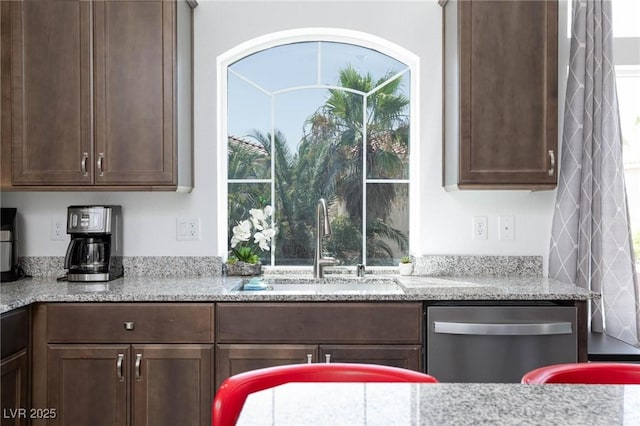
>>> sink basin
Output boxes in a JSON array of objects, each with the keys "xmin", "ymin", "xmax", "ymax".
[{"xmin": 232, "ymin": 276, "xmax": 405, "ymax": 294}]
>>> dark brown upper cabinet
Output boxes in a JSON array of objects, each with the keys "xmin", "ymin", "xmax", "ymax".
[
  {"xmin": 442, "ymin": 0, "xmax": 558, "ymax": 189},
  {"xmin": 1, "ymin": 0, "xmax": 194, "ymax": 191}
]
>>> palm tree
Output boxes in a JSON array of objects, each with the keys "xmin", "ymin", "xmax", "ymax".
[
  {"xmin": 250, "ymin": 130, "xmax": 318, "ymax": 264},
  {"xmin": 229, "ymin": 66, "xmax": 410, "ymax": 266},
  {"xmin": 301, "ymin": 65, "xmax": 410, "ymax": 264}
]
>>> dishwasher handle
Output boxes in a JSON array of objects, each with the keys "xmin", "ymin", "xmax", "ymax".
[{"xmin": 433, "ymin": 321, "xmax": 573, "ymax": 336}]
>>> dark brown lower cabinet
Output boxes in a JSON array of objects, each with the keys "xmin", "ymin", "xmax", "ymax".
[
  {"xmin": 216, "ymin": 344, "xmax": 422, "ymax": 388},
  {"xmin": 1, "ymin": 307, "xmax": 30, "ymax": 426},
  {"xmin": 215, "ymin": 302, "xmax": 424, "ymax": 390},
  {"xmin": 32, "ymin": 303, "xmax": 215, "ymax": 426},
  {"xmin": 47, "ymin": 345, "xmax": 129, "ymax": 426},
  {"xmin": 47, "ymin": 344, "xmax": 213, "ymax": 426},
  {"xmin": 132, "ymin": 345, "xmax": 213, "ymax": 426},
  {"xmin": 1, "ymin": 350, "xmax": 29, "ymax": 426}
]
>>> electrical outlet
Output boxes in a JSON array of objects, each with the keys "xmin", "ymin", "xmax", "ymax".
[
  {"xmin": 499, "ymin": 215, "xmax": 515, "ymax": 240},
  {"xmin": 50, "ymin": 217, "xmax": 66, "ymax": 241},
  {"xmin": 472, "ymin": 216, "xmax": 488, "ymax": 240},
  {"xmin": 177, "ymin": 217, "xmax": 200, "ymax": 241}
]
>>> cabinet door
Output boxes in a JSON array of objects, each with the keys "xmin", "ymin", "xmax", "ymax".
[
  {"xmin": 9, "ymin": 0, "xmax": 92, "ymax": 185},
  {"xmin": 458, "ymin": 0, "xmax": 557, "ymax": 187},
  {"xmin": 1, "ymin": 307, "xmax": 30, "ymax": 426},
  {"xmin": 93, "ymin": 0, "xmax": 175, "ymax": 186},
  {"xmin": 47, "ymin": 345, "xmax": 129, "ymax": 426},
  {"xmin": 131, "ymin": 344, "xmax": 213, "ymax": 426},
  {"xmin": 319, "ymin": 345, "xmax": 422, "ymax": 372},
  {"xmin": 216, "ymin": 344, "xmax": 318, "ymax": 390},
  {"xmin": 1, "ymin": 350, "xmax": 29, "ymax": 426},
  {"xmin": 2, "ymin": 2, "xmax": 12, "ymax": 189}
]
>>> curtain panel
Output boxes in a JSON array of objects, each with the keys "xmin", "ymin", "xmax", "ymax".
[{"xmin": 549, "ymin": 0, "xmax": 639, "ymax": 346}]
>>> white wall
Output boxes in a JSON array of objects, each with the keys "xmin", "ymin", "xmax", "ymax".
[{"xmin": 1, "ymin": 0, "xmax": 571, "ymax": 275}]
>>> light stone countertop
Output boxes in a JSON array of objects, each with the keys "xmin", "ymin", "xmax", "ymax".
[
  {"xmin": 0, "ymin": 274, "xmax": 595, "ymax": 314},
  {"xmin": 236, "ymin": 382, "xmax": 640, "ymax": 425}
]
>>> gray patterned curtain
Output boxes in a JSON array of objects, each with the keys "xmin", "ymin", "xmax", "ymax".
[{"xmin": 549, "ymin": 0, "xmax": 639, "ymax": 347}]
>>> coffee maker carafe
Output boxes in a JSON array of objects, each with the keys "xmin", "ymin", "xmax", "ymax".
[{"xmin": 64, "ymin": 206, "xmax": 122, "ymax": 282}]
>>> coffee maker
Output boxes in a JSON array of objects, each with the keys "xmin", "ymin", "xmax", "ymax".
[
  {"xmin": 1, "ymin": 208, "xmax": 23, "ymax": 282},
  {"xmin": 64, "ymin": 205, "xmax": 122, "ymax": 282}
]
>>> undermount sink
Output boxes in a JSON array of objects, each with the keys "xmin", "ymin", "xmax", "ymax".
[{"xmin": 232, "ymin": 275, "xmax": 405, "ymax": 294}]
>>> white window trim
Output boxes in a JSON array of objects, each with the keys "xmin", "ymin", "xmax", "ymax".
[{"xmin": 216, "ymin": 28, "xmax": 420, "ymax": 264}]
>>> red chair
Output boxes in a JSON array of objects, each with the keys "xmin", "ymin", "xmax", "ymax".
[
  {"xmin": 212, "ymin": 363, "xmax": 438, "ymax": 426},
  {"xmin": 521, "ymin": 362, "xmax": 640, "ymax": 384}
]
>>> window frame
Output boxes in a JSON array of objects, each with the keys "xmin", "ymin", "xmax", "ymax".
[{"xmin": 216, "ymin": 28, "xmax": 420, "ymax": 266}]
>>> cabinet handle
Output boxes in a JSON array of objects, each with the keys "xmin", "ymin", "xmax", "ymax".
[
  {"xmin": 548, "ymin": 150, "xmax": 555, "ymax": 177},
  {"xmin": 81, "ymin": 153, "xmax": 88, "ymax": 176},
  {"xmin": 135, "ymin": 354, "xmax": 142, "ymax": 381},
  {"xmin": 325, "ymin": 354, "xmax": 331, "ymax": 363},
  {"xmin": 433, "ymin": 321, "xmax": 572, "ymax": 336},
  {"xmin": 97, "ymin": 153, "xmax": 104, "ymax": 177},
  {"xmin": 123, "ymin": 322, "xmax": 134, "ymax": 331},
  {"xmin": 306, "ymin": 354, "xmax": 313, "ymax": 364},
  {"xmin": 116, "ymin": 353, "xmax": 124, "ymax": 382}
]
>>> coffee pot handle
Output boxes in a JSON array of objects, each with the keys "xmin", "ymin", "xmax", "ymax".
[{"xmin": 64, "ymin": 239, "xmax": 78, "ymax": 269}]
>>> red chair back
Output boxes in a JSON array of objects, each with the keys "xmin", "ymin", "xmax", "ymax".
[
  {"xmin": 212, "ymin": 363, "xmax": 438, "ymax": 426},
  {"xmin": 522, "ymin": 362, "xmax": 640, "ymax": 384}
]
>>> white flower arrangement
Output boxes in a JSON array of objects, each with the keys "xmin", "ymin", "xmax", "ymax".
[{"xmin": 229, "ymin": 206, "xmax": 277, "ymax": 264}]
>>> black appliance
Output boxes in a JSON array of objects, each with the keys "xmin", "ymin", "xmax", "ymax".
[
  {"xmin": 1, "ymin": 208, "xmax": 23, "ymax": 282},
  {"xmin": 64, "ymin": 205, "xmax": 123, "ymax": 282}
]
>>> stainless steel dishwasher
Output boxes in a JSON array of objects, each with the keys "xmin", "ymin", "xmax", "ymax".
[{"xmin": 426, "ymin": 305, "xmax": 578, "ymax": 383}]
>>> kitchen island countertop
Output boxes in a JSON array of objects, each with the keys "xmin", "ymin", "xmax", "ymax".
[
  {"xmin": 0, "ymin": 274, "xmax": 594, "ymax": 314},
  {"xmin": 236, "ymin": 382, "xmax": 640, "ymax": 425}
]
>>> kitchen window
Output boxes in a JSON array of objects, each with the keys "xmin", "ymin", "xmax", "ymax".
[
  {"xmin": 612, "ymin": 0, "xmax": 640, "ymax": 264},
  {"xmin": 218, "ymin": 29, "xmax": 419, "ymax": 267}
]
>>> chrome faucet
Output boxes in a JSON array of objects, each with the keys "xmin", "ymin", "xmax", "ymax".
[
  {"xmin": 313, "ymin": 198, "xmax": 337, "ymax": 278},
  {"xmin": 356, "ymin": 264, "xmax": 366, "ymax": 278}
]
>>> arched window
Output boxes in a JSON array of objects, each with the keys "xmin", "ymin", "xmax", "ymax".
[{"xmin": 218, "ymin": 29, "xmax": 419, "ymax": 267}]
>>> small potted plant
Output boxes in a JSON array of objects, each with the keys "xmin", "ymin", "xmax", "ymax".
[
  {"xmin": 227, "ymin": 206, "xmax": 277, "ymax": 276},
  {"xmin": 398, "ymin": 255, "xmax": 413, "ymax": 276}
]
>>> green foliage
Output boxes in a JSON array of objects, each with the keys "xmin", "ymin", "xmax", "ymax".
[
  {"xmin": 229, "ymin": 66, "xmax": 410, "ymax": 266},
  {"xmin": 633, "ymin": 230, "xmax": 640, "ymax": 263},
  {"xmin": 302, "ymin": 65, "xmax": 410, "ymax": 221},
  {"xmin": 229, "ymin": 246, "xmax": 260, "ymax": 265},
  {"xmin": 328, "ymin": 216, "xmax": 362, "ymax": 265},
  {"xmin": 400, "ymin": 256, "xmax": 411, "ymax": 264}
]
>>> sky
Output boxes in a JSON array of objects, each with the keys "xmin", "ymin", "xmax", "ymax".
[{"xmin": 227, "ymin": 41, "xmax": 410, "ymax": 156}]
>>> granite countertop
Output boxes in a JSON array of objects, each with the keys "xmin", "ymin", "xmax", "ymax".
[
  {"xmin": 0, "ymin": 274, "xmax": 595, "ymax": 314},
  {"xmin": 237, "ymin": 382, "xmax": 640, "ymax": 425}
]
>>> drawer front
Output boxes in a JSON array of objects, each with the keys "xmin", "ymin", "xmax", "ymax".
[
  {"xmin": 47, "ymin": 303, "xmax": 214, "ymax": 343},
  {"xmin": 217, "ymin": 303, "xmax": 423, "ymax": 344}
]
